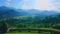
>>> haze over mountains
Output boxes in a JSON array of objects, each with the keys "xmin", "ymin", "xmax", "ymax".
[{"xmin": 0, "ymin": 6, "xmax": 59, "ymax": 18}]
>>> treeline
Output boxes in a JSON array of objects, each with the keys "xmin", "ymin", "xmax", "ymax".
[{"xmin": 0, "ymin": 14, "xmax": 60, "ymax": 28}]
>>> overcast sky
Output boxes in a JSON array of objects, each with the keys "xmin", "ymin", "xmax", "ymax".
[{"xmin": 0, "ymin": 0, "xmax": 60, "ymax": 11}]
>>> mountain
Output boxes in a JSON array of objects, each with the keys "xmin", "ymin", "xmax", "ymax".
[
  {"xmin": 27, "ymin": 9, "xmax": 58, "ymax": 15},
  {"xmin": 26, "ymin": 9, "xmax": 59, "ymax": 18},
  {"xmin": 0, "ymin": 6, "xmax": 59, "ymax": 18},
  {"xmin": 0, "ymin": 6, "xmax": 59, "ymax": 25},
  {"xmin": 0, "ymin": 6, "xmax": 28, "ymax": 18}
]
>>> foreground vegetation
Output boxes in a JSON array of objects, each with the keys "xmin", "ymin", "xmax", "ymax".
[
  {"xmin": 5, "ymin": 32, "xmax": 51, "ymax": 34},
  {"xmin": 0, "ymin": 14, "xmax": 60, "ymax": 34}
]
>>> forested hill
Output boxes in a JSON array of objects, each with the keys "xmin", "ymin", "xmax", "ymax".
[
  {"xmin": 0, "ymin": 6, "xmax": 28, "ymax": 18},
  {"xmin": 0, "ymin": 6, "xmax": 60, "ymax": 29},
  {"xmin": 0, "ymin": 6, "xmax": 60, "ymax": 25},
  {"xmin": 0, "ymin": 6, "xmax": 59, "ymax": 18}
]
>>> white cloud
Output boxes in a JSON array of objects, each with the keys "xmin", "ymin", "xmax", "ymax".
[
  {"xmin": 20, "ymin": 0, "xmax": 31, "ymax": 9},
  {"xmin": 20, "ymin": 0, "xmax": 58, "ymax": 10},
  {"xmin": 51, "ymin": 0, "xmax": 60, "ymax": 11},
  {"xmin": 21, "ymin": 4, "xmax": 29, "ymax": 9},
  {"xmin": 33, "ymin": 0, "xmax": 55, "ymax": 10},
  {"xmin": 23, "ymin": 0, "xmax": 29, "ymax": 2},
  {"xmin": 7, "ymin": 0, "xmax": 11, "ymax": 2},
  {"xmin": 5, "ymin": 0, "xmax": 11, "ymax": 6}
]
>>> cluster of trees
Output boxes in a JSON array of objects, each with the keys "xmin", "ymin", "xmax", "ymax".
[
  {"xmin": 0, "ymin": 14, "xmax": 60, "ymax": 33},
  {"xmin": 0, "ymin": 22, "xmax": 8, "ymax": 34}
]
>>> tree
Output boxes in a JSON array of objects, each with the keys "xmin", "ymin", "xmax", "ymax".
[{"xmin": 0, "ymin": 22, "xmax": 9, "ymax": 34}]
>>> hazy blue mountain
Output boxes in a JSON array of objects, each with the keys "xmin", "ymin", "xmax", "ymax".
[
  {"xmin": 0, "ymin": 6, "xmax": 28, "ymax": 18},
  {"xmin": 0, "ymin": 6, "xmax": 59, "ymax": 18},
  {"xmin": 27, "ymin": 9, "xmax": 58, "ymax": 15},
  {"xmin": 26, "ymin": 9, "xmax": 58, "ymax": 19}
]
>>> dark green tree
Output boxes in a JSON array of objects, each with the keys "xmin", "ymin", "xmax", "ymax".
[{"xmin": 0, "ymin": 22, "xmax": 8, "ymax": 34}]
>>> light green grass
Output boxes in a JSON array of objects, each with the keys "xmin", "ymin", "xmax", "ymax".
[
  {"xmin": 5, "ymin": 32, "xmax": 50, "ymax": 34},
  {"xmin": 5, "ymin": 33, "xmax": 39, "ymax": 34}
]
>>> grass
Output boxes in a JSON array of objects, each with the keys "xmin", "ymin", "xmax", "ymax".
[
  {"xmin": 5, "ymin": 33, "xmax": 39, "ymax": 34},
  {"xmin": 5, "ymin": 32, "xmax": 50, "ymax": 34},
  {"xmin": 5, "ymin": 28, "xmax": 60, "ymax": 34}
]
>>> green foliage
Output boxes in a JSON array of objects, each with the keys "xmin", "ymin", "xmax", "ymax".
[
  {"xmin": 0, "ymin": 14, "xmax": 60, "ymax": 34},
  {"xmin": 0, "ymin": 14, "xmax": 60, "ymax": 29}
]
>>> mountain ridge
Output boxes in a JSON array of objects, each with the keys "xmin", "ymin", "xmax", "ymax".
[{"xmin": 0, "ymin": 6, "xmax": 59, "ymax": 18}]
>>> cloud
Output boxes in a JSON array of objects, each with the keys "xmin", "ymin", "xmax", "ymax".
[
  {"xmin": 5, "ymin": 0, "xmax": 11, "ymax": 6},
  {"xmin": 33, "ymin": 0, "xmax": 55, "ymax": 10},
  {"xmin": 21, "ymin": 4, "xmax": 29, "ymax": 9},
  {"xmin": 52, "ymin": 0, "xmax": 60, "ymax": 11},
  {"xmin": 5, "ymin": 0, "xmax": 59, "ymax": 11},
  {"xmin": 23, "ymin": 0, "xmax": 29, "ymax": 2},
  {"xmin": 21, "ymin": 0, "xmax": 32, "ymax": 9},
  {"xmin": 21, "ymin": 0, "xmax": 55, "ymax": 10}
]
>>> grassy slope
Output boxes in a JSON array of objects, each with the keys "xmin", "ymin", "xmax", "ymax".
[
  {"xmin": 5, "ymin": 32, "xmax": 50, "ymax": 34},
  {"xmin": 5, "ymin": 28, "xmax": 60, "ymax": 34},
  {"xmin": 5, "ymin": 33, "xmax": 39, "ymax": 34}
]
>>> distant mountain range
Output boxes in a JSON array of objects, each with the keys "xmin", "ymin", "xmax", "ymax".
[
  {"xmin": 0, "ymin": 6, "xmax": 28, "ymax": 18},
  {"xmin": 0, "ymin": 6, "xmax": 59, "ymax": 18}
]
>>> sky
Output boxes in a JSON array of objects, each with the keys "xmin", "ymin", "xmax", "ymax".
[{"xmin": 0, "ymin": 0, "xmax": 60, "ymax": 11}]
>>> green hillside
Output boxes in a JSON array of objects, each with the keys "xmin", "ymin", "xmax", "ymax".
[{"xmin": 0, "ymin": 14, "xmax": 60, "ymax": 34}]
